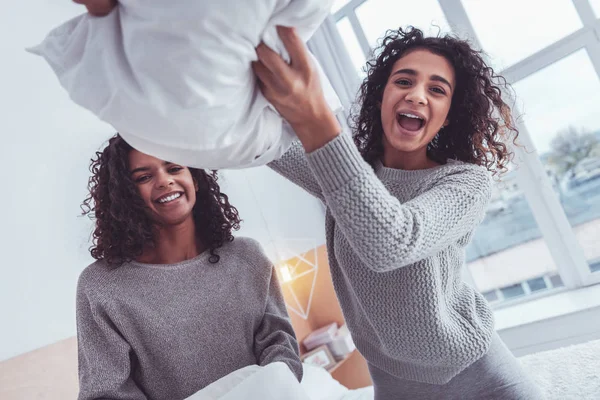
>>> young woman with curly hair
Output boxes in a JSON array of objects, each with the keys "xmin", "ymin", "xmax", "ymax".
[
  {"xmin": 255, "ymin": 26, "xmax": 543, "ymax": 398},
  {"xmin": 76, "ymin": 135, "xmax": 302, "ymax": 400}
]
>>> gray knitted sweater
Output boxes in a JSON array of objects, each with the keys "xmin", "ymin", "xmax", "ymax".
[
  {"xmin": 76, "ymin": 237, "xmax": 302, "ymax": 400},
  {"xmin": 269, "ymin": 132, "xmax": 495, "ymax": 384}
]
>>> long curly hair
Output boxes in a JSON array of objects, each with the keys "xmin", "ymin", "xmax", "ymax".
[
  {"xmin": 352, "ymin": 27, "xmax": 518, "ymax": 174},
  {"xmin": 81, "ymin": 134, "xmax": 241, "ymax": 266}
]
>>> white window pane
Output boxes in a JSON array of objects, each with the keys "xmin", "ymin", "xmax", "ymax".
[
  {"xmin": 462, "ymin": 0, "xmax": 583, "ymax": 69},
  {"xmin": 336, "ymin": 17, "xmax": 367, "ymax": 76},
  {"xmin": 591, "ymin": 0, "xmax": 600, "ymax": 17},
  {"xmin": 355, "ymin": 0, "xmax": 451, "ymax": 48},
  {"xmin": 331, "ymin": 0, "xmax": 351, "ymax": 14},
  {"xmin": 467, "ymin": 175, "xmax": 559, "ymax": 302},
  {"xmin": 513, "ymin": 50, "xmax": 600, "ymax": 274}
]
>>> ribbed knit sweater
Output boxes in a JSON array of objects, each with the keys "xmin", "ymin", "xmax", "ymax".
[
  {"xmin": 269, "ymin": 132, "xmax": 495, "ymax": 384},
  {"xmin": 76, "ymin": 237, "xmax": 302, "ymax": 400}
]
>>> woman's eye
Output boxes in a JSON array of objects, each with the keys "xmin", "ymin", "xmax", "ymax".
[
  {"xmin": 135, "ymin": 175, "xmax": 151, "ymax": 183},
  {"xmin": 395, "ymin": 79, "xmax": 411, "ymax": 86},
  {"xmin": 169, "ymin": 166, "xmax": 184, "ymax": 173},
  {"xmin": 431, "ymin": 87, "xmax": 446, "ymax": 95}
]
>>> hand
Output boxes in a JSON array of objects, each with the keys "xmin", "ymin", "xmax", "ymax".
[
  {"xmin": 252, "ymin": 26, "xmax": 341, "ymax": 153},
  {"xmin": 73, "ymin": 0, "xmax": 117, "ymax": 17}
]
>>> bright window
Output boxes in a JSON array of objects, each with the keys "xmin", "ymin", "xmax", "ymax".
[
  {"xmin": 336, "ymin": 17, "xmax": 367, "ymax": 75},
  {"xmin": 513, "ymin": 50, "xmax": 600, "ymax": 273},
  {"xmin": 467, "ymin": 177, "xmax": 559, "ymax": 297},
  {"xmin": 331, "ymin": 0, "xmax": 352, "ymax": 13},
  {"xmin": 590, "ymin": 0, "xmax": 600, "ymax": 17},
  {"xmin": 462, "ymin": 0, "xmax": 583, "ymax": 69},
  {"xmin": 355, "ymin": 0, "xmax": 450, "ymax": 47}
]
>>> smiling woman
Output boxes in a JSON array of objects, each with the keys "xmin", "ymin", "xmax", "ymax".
[
  {"xmin": 352, "ymin": 28, "xmax": 517, "ymax": 173},
  {"xmin": 378, "ymin": 50, "xmax": 454, "ymax": 169},
  {"xmin": 82, "ymin": 134, "xmax": 239, "ymax": 265},
  {"xmin": 75, "ymin": 134, "xmax": 303, "ymax": 400},
  {"xmin": 259, "ymin": 26, "xmax": 543, "ymax": 399}
]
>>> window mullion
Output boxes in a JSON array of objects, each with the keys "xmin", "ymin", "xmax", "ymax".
[
  {"xmin": 572, "ymin": 0, "xmax": 598, "ymax": 26},
  {"xmin": 346, "ymin": 10, "xmax": 372, "ymax": 58},
  {"xmin": 511, "ymin": 126, "xmax": 591, "ymax": 288},
  {"xmin": 437, "ymin": 0, "xmax": 483, "ymax": 47},
  {"xmin": 437, "ymin": 0, "xmax": 596, "ymax": 288}
]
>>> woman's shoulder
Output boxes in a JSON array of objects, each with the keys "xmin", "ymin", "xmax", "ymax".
[
  {"xmin": 227, "ymin": 237, "xmax": 274, "ymax": 272},
  {"xmin": 436, "ymin": 159, "xmax": 492, "ymax": 187},
  {"xmin": 227, "ymin": 236, "xmax": 269, "ymax": 259},
  {"xmin": 77, "ymin": 259, "xmax": 122, "ymax": 298},
  {"xmin": 229, "ymin": 236, "xmax": 263, "ymax": 250}
]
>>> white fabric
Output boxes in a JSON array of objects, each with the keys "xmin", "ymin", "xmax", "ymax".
[
  {"xmin": 29, "ymin": 0, "xmax": 341, "ymax": 169},
  {"xmin": 338, "ymin": 388, "xmax": 375, "ymax": 400},
  {"xmin": 519, "ymin": 339, "xmax": 600, "ymax": 399},
  {"xmin": 186, "ymin": 362, "xmax": 311, "ymax": 400},
  {"xmin": 300, "ymin": 363, "xmax": 349, "ymax": 400}
]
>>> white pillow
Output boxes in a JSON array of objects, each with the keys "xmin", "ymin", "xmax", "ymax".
[
  {"xmin": 29, "ymin": 0, "xmax": 341, "ymax": 169},
  {"xmin": 301, "ymin": 363, "xmax": 349, "ymax": 400},
  {"xmin": 186, "ymin": 362, "xmax": 311, "ymax": 400}
]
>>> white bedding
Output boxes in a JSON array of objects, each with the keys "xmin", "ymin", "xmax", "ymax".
[
  {"xmin": 185, "ymin": 337, "xmax": 600, "ymax": 400},
  {"xmin": 184, "ymin": 362, "xmax": 374, "ymax": 400},
  {"xmin": 186, "ymin": 362, "xmax": 310, "ymax": 400},
  {"xmin": 303, "ymin": 338, "xmax": 600, "ymax": 400},
  {"xmin": 338, "ymin": 387, "xmax": 375, "ymax": 400},
  {"xmin": 519, "ymin": 339, "xmax": 600, "ymax": 399},
  {"xmin": 301, "ymin": 363, "xmax": 373, "ymax": 400}
]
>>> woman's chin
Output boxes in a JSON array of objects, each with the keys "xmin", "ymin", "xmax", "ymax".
[
  {"xmin": 385, "ymin": 133, "xmax": 425, "ymax": 153},
  {"xmin": 151, "ymin": 209, "xmax": 195, "ymax": 227},
  {"xmin": 385, "ymin": 124, "xmax": 439, "ymax": 152}
]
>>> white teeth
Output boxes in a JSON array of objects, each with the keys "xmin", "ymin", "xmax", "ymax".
[
  {"xmin": 399, "ymin": 112, "xmax": 423, "ymax": 120},
  {"xmin": 158, "ymin": 193, "xmax": 182, "ymax": 203}
]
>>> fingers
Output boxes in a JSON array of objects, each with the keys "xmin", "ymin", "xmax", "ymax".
[
  {"xmin": 276, "ymin": 26, "xmax": 311, "ymax": 72},
  {"xmin": 251, "ymin": 61, "xmax": 278, "ymax": 98},
  {"xmin": 255, "ymin": 43, "xmax": 290, "ymax": 79},
  {"xmin": 73, "ymin": 0, "xmax": 117, "ymax": 17}
]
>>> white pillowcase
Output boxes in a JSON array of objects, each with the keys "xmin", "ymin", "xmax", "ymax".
[
  {"xmin": 186, "ymin": 362, "xmax": 311, "ymax": 400},
  {"xmin": 300, "ymin": 363, "xmax": 349, "ymax": 400},
  {"xmin": 29, "ymin": 0, "xmax": 341, "ymax": 169}
]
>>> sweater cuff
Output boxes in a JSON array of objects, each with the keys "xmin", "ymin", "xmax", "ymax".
[{"xmin": 306, "ymin": 132, "xmax": 366, "ymax": 193}]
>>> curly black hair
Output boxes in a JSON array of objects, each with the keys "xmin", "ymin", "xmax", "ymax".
[
  {"xmin": 352, "ymin": 27, "xmax": 518, "ymax": 174},
  {"xmin": 81, "ymin": 134, "xmax": 241, "ymax": 266}
]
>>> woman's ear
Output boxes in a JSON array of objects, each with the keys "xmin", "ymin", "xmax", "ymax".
[{"xmin": 193, "ymin": 178, "xmax": 199, "ymax": 191}]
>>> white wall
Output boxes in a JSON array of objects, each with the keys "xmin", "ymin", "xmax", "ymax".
[{"xmin": 0, "ymin": 2, "xmax": 325, "ymax": 362}]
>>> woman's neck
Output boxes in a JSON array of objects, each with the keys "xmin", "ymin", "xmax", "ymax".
[
  {"xmin": 137, "ymin": 218, "xmax": 205, "ymax": 265},
  {"xmin": 382, "ymin": 147, "xmax": 440, "ymax": 170}
]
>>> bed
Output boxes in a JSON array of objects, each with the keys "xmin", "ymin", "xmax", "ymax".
[
  {"xmin": 1, "ymin": 338, "xmax": 598, "ymax": 399},
  {"xmin": 301, "ymin": 363, "xmax": 374, "ymax": 400},
  {"xmin": 301, "ymin": 338, "xmax": 600, "ymax": 400}
]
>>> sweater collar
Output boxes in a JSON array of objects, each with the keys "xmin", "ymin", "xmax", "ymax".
[{"xmin": 374, "ymin": 159, "xmax": 458, "ymax": 181}]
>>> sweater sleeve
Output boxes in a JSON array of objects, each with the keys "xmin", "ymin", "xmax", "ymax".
[
  {"xmin": 268, "ymin": 138, "xmax": 325, "ymax": 202},
  {"xmin": 306, "ymin": 133, "xmax": 492, "ymax": 273},
  {"xmin": 76, "ymin": 276, "xmax": 147, "ymax": 400},
  {"xmin": 253, "ymin": 265, "xmax": 303, "ymax": 382}
]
